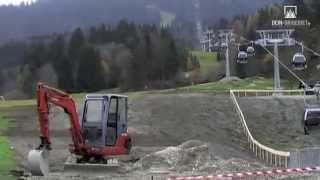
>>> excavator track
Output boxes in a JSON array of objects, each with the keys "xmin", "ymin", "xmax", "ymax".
[{"xmin": 62, "ymin": 155, "xmax": 121, "ymax": 175}]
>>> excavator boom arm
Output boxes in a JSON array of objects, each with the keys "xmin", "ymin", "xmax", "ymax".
[{"xmin": 36, "ymin": 83, "xmax": 84, "ymax": 151}]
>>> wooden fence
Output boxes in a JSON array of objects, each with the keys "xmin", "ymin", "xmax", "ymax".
[
  {"xmin": 231, "ymin": 89, "xmax": 304, "ymax": 97},
  {"xmin": 229, "ymin": 89, "xmax": 294, "ymax": 167}
]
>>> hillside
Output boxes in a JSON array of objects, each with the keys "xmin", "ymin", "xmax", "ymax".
[
  {"xmin": 0, "ymin": 0, "xmax": 282, "ymax": 43},
  {"xmin": 2, "ymin": 92, "xmax": 267, "ymax": 179}
]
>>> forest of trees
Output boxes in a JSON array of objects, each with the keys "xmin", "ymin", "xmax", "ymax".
[
  {"xmin": 15, "ymin": 20, "xmax": 190, "ymax": 96},
  {"xmin": 227, "ymin": 0, "xmax": 320, "ymax": 41}
]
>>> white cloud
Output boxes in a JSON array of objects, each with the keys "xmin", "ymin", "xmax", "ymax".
[{"xmin": 0, "ymin": 0, "xmax": 36, "ymax": 6}]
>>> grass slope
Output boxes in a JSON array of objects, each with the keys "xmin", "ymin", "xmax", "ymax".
[
  {"xmin": 180, "ymin": 78, "xmax": 296, "ymax": 92},
  {"xmin": 0, "ymin": 78, "xmax": 296, "ymax": 108},
  {"xmin": 191, "ymin": 51, "xmax": 217, "ymax": 74},
  {"xmin": 0, "ymin": 114, "xmax": 15, "ymax": 180},
  {"xmin": 0, "ymin": 91, "xmax": 146, "ymax": 108}
]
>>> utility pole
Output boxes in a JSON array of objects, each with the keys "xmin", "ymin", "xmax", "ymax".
[{"xmin": 225, "ymin": 33, "xmax": 230, "ymax": 80}]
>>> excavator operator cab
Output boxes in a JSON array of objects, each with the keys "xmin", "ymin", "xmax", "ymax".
[{"xmin": 81, "ymin": 94, "xmax": 128, "ymax": 148}]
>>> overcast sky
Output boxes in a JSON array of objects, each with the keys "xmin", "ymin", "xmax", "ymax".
[{"xmin": 0, "ymin": 0, "xmax": 36, "ymax": 5}]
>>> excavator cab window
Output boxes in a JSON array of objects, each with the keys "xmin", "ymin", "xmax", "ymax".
[
  {"xmin": 81, "ymin": 95, "xmax": 128, "ymax": 148},
  {"xmin": 106, "ymin": 97, "xmax": 118, "ymax": 146},
  {"xmin": 105, "ymin": 96, "xmax": 128, "ymax": 146},
  {"xmin": 84, "ymin": 100, "xmax": 104, "ymax": 123},
  {"xmin": 118, "ymin": 97, "xmax": 127, "ymax": 135},
  {"xmin": 82, "ymin": 99, "xmax": 105, "ymax": 147}
]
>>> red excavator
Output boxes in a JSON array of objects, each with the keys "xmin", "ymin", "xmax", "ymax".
[{"xmin": 28, "ymin": 83, "xmax": 132, "ymax": 176}]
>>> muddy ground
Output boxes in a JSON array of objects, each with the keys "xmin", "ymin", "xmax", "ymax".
[
  {"xmin": 2, "ymin": 93, "xmax": 320, "ymax": 179},
  {"xmin": 238, "ymin": 96, "xmax": 320, "ymax": 151}
]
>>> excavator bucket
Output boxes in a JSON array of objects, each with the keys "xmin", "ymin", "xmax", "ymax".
[{"xmin": 27, "ymin": 149, "xmax": 50, "ymax": 176}]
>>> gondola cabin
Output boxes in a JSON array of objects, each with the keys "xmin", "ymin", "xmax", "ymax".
[
  {"xmin": 292, "ymin": 53, "xmax": 307, "ymax": 71},
  {"xmin": 236, "ymin": 51, "xmax": 248, "ymax": 64},
  {"xmin": 303, "ymin": 106, "xmax": 320, "ymax": 135},
  {"xmin": 247, "ymin": 46, "xmax": 255, "ymax": 57}
]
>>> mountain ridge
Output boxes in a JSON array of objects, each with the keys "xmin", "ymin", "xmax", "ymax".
[{"xmin": 0, "ymin": 0, "xmax": 282, "ymax": 42}]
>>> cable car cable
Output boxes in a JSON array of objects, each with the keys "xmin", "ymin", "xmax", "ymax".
[
  {"xmin": 293, "ymin": 39, "xmax": 320, "ymax": 57},
  {"xmin": 241, "ymin": 36, "xmax": 318, "ymax": 107}
]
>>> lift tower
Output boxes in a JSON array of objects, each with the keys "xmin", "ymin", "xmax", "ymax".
[
  {"xmin": 218, "ymin": 30, "xmax": 233, "ymax": 80},
  {"xmin": 256, "ymin": 29, "xmax": 295, "ymax": 91},
  {"xmin": 201, "ymin": 30, "xmax": 214, "ymax": 52}
]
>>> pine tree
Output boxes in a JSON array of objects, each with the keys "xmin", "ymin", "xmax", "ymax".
[
  {"xmin": 89, "ymin": 27, "xmax": 98, "ymax": 43},
  {"xmin": 76, "ymin": 45, "xmax": 105, "ymax": 91},
  {"xmin": 0, "ymin": 70, "xmax": 3, "ymax": 93},
  {"xmin": 97, "ymin": 24, "xmax": 108, "ymax": 43},
  {"xmin": 21, "ymin": 42, "xmax": 48, "ymax": 96},
  {"xmin": 160, "ymin": 29, "xmax": 179, "ymax": 81},
  {"xmin": 310, "ymin": 0, "xmax": 320, "ymax": 24},
  {"xmin": 130, "ymin": 34, "xmax": 148, "ymax": 89},
  {"xmin": 23, "ymin": 42, "xmax": 48, "ymax": 72},
  {"xmin": 48, "ymin": 35, "xmax": 74, "ymax": 91},
  {"xmin": 115, "ymin": 19, "xmax": 131, "ymax": 43},
  {"xmin": 68, "ymin": 28, "xmax": 86, "ymax": 88},
  {"xmin": 68, "ymin": 28, "xmax": 86, "ymax": 59}
]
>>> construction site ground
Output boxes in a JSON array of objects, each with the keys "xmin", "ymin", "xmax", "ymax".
[{"xmin": 2, "ymin": 92, "xmax": 320, "ymax": 179}]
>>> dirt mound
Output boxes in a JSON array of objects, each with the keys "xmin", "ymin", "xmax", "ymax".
[
  {"xmin": 135, "ymin": 140, "xmax": 211, "ymax": 172},
  {"xmin": 135, "ymin": 140, "xmax": 266, "ymax": 175}
]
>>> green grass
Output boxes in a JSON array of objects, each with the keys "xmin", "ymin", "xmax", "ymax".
[
  {"xmin": 179, "ymin": 78, "xmax": 295, "ymax": 92},
  {"xmin": 0, "ymin": 114, "xmax": 16, "ymax": 180},
  {"xmin": 0, "ymin": 91, "xmax": 147, "ymax": 109},
  {"xmin": 70, "ymin": 93, "xmax": 87, "ymax": 104},
  {"xmin": 0, "ymin": 78, "xmax": 297, "ymax": 108},
  {"xmin": 0, "ymin": 92, "xmax": 86, "ymax": 108},
  {"xmin": 0, "ymin": 99, "xmax": 35, "ymax": 108},
  {"xmin": 191, "ymin": 50, "xmax": 217, "ymax": 73},
  {"xmin": 127, "ymin": 91, "xmax": 146, "ymax": 99}
]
